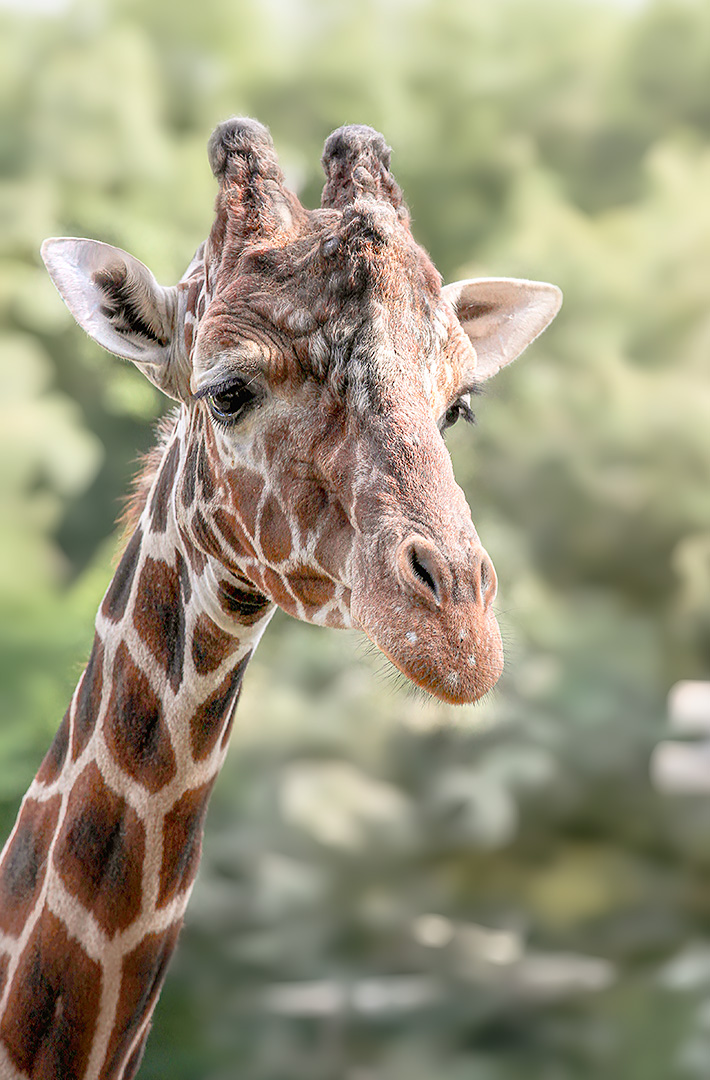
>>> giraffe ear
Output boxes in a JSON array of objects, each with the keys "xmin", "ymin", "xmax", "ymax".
[
  {"xmin": 442, "ymin": 277, "xmax": 562, "ymax": 380},
  {"xmin": 41, "ymin": 238, "xmax": 185, "ymax": 399}
]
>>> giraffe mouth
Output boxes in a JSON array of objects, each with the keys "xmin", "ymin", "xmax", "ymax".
[
  {"xmin": 351, "ymin": 585, "xmax": 504, "ymax": 705},
  {"xmin": 356, "ymin": 615, "xmax": 504, "ymax": 705}
]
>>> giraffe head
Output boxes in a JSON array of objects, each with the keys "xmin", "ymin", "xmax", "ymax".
[{"xmin": 41, "ymin": 119, "xmax": 561, "ymax": 705}]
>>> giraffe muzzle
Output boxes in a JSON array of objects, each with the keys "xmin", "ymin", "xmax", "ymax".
[{"xmin": 352, "ymin": 532, "xmax": 504, "ymax": 706}]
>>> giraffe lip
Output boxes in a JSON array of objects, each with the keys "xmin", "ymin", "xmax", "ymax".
[{"xmin": 355, "ymin": 610, "xmax": 504, "ymax": 706}]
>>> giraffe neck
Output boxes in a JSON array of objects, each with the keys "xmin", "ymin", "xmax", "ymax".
[{"xmin": 0, "ymin": 419, "xmax": 274, "ymax": 1080}]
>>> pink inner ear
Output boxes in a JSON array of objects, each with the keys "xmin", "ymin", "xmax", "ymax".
[{"xmin": 443, "ymin": 277, "xmax": 562, "ymax": 379}]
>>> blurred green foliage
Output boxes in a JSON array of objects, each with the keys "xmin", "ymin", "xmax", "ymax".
[{"xmin": 1, "ymin": 0, "xmax": 710, "ymax": 1077}]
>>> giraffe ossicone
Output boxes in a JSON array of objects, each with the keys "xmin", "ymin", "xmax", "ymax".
[{"xmin": 0, "ymin": 118, "xmax": 561, "ymax": 1079}]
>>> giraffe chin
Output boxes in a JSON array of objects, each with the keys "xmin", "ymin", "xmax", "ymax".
[{"xmin": 353, "ymin": 604, "xmax": 505, "ymax": 706}]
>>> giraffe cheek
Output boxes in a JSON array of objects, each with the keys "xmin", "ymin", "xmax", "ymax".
[{"xmin": 258, "ymin": 492, "xmax": 292, "ymax": 564}]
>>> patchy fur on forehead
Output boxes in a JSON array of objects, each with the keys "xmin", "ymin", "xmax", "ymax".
[{"xmin": 206, "ymin": 199, "xmax": 444, "ymax": 393}]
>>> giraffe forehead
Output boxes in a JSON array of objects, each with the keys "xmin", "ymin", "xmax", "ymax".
[{"xmin": 194, "ymin": 232, "xmax": 456, "ymax": 403}]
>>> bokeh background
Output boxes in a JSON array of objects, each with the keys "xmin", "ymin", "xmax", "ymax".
[{"xmin": 2, "ymin": 0, "xmax": 710, "ymax": 1076}]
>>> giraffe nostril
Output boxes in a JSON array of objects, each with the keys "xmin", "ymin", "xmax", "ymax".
[
  {"xmin": 479, "ymin": 552, "xmax": 497, "ymax": 607},
  {"xmin": 409, "ymin": 545, "xmax": 438, "ymax": 601},
  {"xmin": 397, "ymin": 536, "xmax": 446, "ymax": 606}
]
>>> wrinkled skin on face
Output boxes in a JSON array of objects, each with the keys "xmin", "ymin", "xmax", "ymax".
[{"xmin": 41, "ymin": 119, "xmax": 561, "ymax": 704}]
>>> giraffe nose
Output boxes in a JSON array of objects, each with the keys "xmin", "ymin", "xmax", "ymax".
[{"xmin": 396, "ymin": 535, "xmax": 498, "ymax": 610}]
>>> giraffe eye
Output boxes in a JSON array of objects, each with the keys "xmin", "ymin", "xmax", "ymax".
[
  {"xmin": 204, "ymin": 379, "xmax": 263, "ymax": 425},
  {"xmin": 440, "ymin": 392, "xmax": 476, "ymax": 434}
]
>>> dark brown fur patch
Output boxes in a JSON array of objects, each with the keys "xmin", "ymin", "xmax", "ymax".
[
  {"xmin": 0, "ymin": 909, "xmax": 101, "ymax": 1079},
  {"xmin": 180, "ymin": 439, "xmax": 200, "ymax": 510},
  {"xmin": 101, "ymin": 924, "xmax": 181, "ymax": 1080},
  {"xmin": 102, "ymin": 527, "xmax": 142, "ymax": 623},
  {"xmin": 93, "ymin": 266, "xmax": 169, "ymax": 346},
  {"xmin": 36, "ymin": 708, "xmax": 70, "ymax": 785},
  {"xmin": 121, "ymin": 1027, "xmax": 150, "ymax": 1080},
  {"xmin": 53, "ymin": 762, "xmax": 145, "ymax": 937},
  {"xmin": 149, "ymin": 437, "xmax": 180, "ymax": 534},
  {"xmin": 0, "ymin": 796, "xmax": 61, "ymax": 937},
  {"xmin": 191, "ymin": 613, "xmax": 239, "ymax": 676},
  {"xmin": 190, "ymin": 654, "xmax": 249, "ymax": 761},
  {"xmin": 289, "ymin": 572, "xmax": 336, "ymax": 610},
  {"xmin": 226, "ymin": 470, "xmax": 264, "ymax": 530},
  {"xmin": 72, "ymin": 635, "xmax": 105, "ymax": 761},
  {"xmin": 217, "ymin": 579, "xmax": 271, "ymax": 625},
  {"xmin": 182, "ymin": 534, "xmax": 207, "ymax": 576},
  {"xmin": 133, "ymin": 557, "xmax": 186, "ymax": 694},
  {"xmin": 176, "ymin": 547, "xmax": 192, "ymax": 606},
  {"xmin": 197, "ymin": 440, "xmax": 215, "ymax": 500},
  {"xmin": 190, "ymin": 507, "xmax": 223, "ymax": 562},
  {"xmin": 212, "ymin": 505, "xmax": 255, "ymax": 563},
  {"xmin": 157, "ymin": 781, "xmax": 214, "ymax": 907},
  {"xmin": 258, "ymin": 492, "xmax": 292, "ymax": 563},
  {"xmin": 104, "ymin": 642, "xmax": 177, "ymax": 793},
  {"xmin": 0, "ymin": 953, "xmax": 8, "ymax": 999}
]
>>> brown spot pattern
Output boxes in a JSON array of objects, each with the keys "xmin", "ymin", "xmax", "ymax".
[
  {"xmin": 157, "ymin": 781, "xmax": 214, "ymax": 907},
  {"xmin": 197, "ymin": 439, "xmax": 215, "ymax": 500},
  {"xmin": 72, "ymin": 635, "xmax": 105, "ymax": 761},
  {"xmin": 259, "ymin": 492, "xmax": 292, "ymax": 563},
  {"xmin": 102, "ymin": 527, "xmax": 142, "ymax": 622},
  {"xmin": 0, "ymin": 796, "xmax": 61, "ymax": 937},
  {"xmin": 227, "ymin": 470, "xmax": 264, "ymax": 531},
  {"xmin": 259, "ymin": 567, "xmax": 298, "ymax": 611},
  {"xmin": 180, "ymin": 440, "xmax": 200, "ymax": 510},
  {"xmin": 0, "ymin": 909, "xmax": 101, "ymax": 1079},
  {"xmin": 122, "ymin": 1027, "xmax": 150, "ymax": 1080},
  {"xmin": 104, "ymin": 642, "xmax": 177, "ymax": 793},
  {"xmin": 190, "ymin": 507, "xmax": 224, "ymax": 562},
  {"xmin": 133, "ymin": 558, "xmax": 186, "ymax": 694},
  {"xmin": 183, "ymin": 534, "xmax": 207, "ymax": 575},
  {"xmin": 213, "ymin": 505, "xmax": 256, "ymax": 562},
  {"xmin": 36, "ymin": 708, "xmax": 70, "ymax": 785},
  {"xmin": 190, "ymin": 654, "xmax": 249, "ymax": 760},
  {"xmin": 289, "ymin": 571, "xmax": 336, "ymax": 610},
  {"xmin": 218, "ymin": 579, "xmax": 271, "ymax": 625},
  {"xmin": 191, "ymin": 613, "xmax": 238, "ymax": 675},
  {"xmin": 101, "ymin": 924, "xmax": 181, "ymax": 1079},
  {"xmin": 53, "ymin": 762, "xmax": 144, "ymax": 937},
  {"xmin": 149, "ymin": 437, "xmax": 179, "ymax": 534}
]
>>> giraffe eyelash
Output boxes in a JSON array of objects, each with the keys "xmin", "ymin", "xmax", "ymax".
[
  {"xmin": 195, "ymin": 376, "xmax": 265, "ymax": 426},
  {"xmin": 439, "ymin": 384, "xmax": 482, "ymax": 435}
]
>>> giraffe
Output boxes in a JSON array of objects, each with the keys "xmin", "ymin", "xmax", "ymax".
[{"xmin": 0, "ymin": 119, "xmax": 561, "ymax": 1079}]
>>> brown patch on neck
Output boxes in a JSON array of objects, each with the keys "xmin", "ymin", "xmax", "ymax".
[
  {"xmin": 72, "ymin": 635, "xmax": 105, "ymax": 760},
  {"xmin": 0, "ymin": 909, "xmax": 102, "ymax": 1078},
  {"xmin": 157, "ymin": 780, "xmax": 215, "ymax": 907},
  {"xmin": 191, "ymin": 613, "xmax": 240, "ymax": 675},
  {"xmin": 101, "ymin": 924, "xmax": 181, "ymax": 1079},
  {"xmin": 53, "ymin": 762, "xmax": 145, "ymax": 937},
  {"xmin": 132, "ymin": 556, "xmax": 187, "ymax": 694},
  {"xmin": 0, "ymin": 795, "xmax": 62, "ymax": 937},
  {"xmin": 104, "ymin": 642, "xmax": 177, "ymax": 793},
  {"xmin": 190, "ymin": 652, "xmax": 250, "ymax": 760}
]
